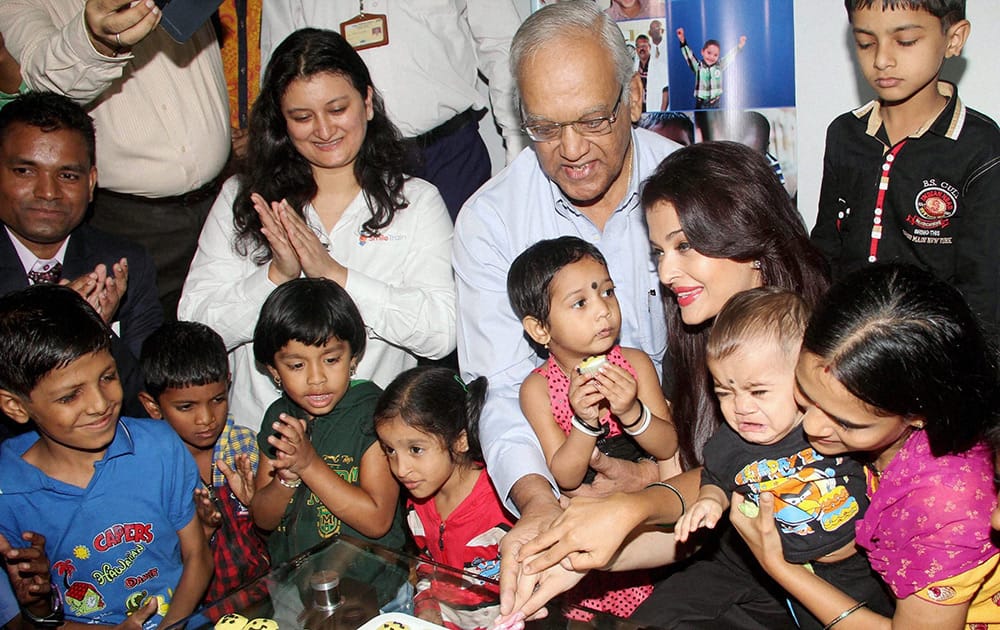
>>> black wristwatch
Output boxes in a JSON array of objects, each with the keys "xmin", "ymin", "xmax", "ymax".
[{"xmin": 20, "ymin": 582, "xmax": 64, "ymax": 628}]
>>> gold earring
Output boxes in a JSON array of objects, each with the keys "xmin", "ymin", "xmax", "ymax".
[
  {"xmin": 273, "ymin": 375, "xmax": 282, "ymax": 387},
  {"xmin": 913, "ymin": 420, "xmax": 926, "ymax": 430}
]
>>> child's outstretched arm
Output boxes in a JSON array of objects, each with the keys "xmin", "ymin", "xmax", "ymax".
[
  {"xmin": 607, "ymin": 349, "xmax": 678, "ymax": 460},
  {"xmin": 520, "ymin": 371, "xmax": 600, "ymax": 491},
  {"xmin": 718, "ymin": 36, "xmax": 748, "ymax": 71},
  {"xmin": 675, "ymin": 27, "xmax": 698, "ymax": 73},
  {"xmin": 674, "ymin": 484, "xmax": 728, "ymax": 543},
  {"xmin": 158, "ymin": 514, "xmax": 212, "ymax": 628}
]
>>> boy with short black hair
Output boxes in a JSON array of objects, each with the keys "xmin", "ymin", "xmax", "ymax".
[
  {"xmin": 812, "ymin": 0, "xmax": 1000, "ymax": 337},
  {"xmin": 0, "ymin": 285, "xmax": 211, "ymax": 629},
  {"xmin": 139, "ymin": 321, "xmax": 269, "ymax": 616}
]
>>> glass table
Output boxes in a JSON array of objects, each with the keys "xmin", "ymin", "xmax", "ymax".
[{"xmin": 167, "ymin": 535, "xmax": 655, "ymax": 630}]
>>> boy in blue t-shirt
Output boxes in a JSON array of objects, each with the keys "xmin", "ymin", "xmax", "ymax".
[
  {"xmin": 0, "ymin": 285, "xmax": 212, "ymax": 629},
  {"xmin": 812, "ymin": 0, "xmax": 1000, "ymax": 337}
]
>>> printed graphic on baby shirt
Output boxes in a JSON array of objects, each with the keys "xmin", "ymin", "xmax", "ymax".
[{"xmin": 734, "ymin": 448, "xmax": 860, "ymax": 536}]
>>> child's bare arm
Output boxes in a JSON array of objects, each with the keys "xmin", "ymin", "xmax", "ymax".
[
  {"xmin": 675, "ymin": 27, "xmax": 685, "ymax": 43},
  {"xmin": 302, "ymin": 441, "xmax": 400, "ymax": 538},
  {"xmin": 158, "ymin": 514, "xmax": 212, "ymax": 628},
  {"xmin": 520, "ymin": 372, "xmax": 596, "ymax": 491},
  {"xmin": 616, "ymin": 349, "xmax": 678, "ymax": 460},
  {"xmin": 250, "ymin": 452, "xmax": 299, "ymax": 531},
  {"xmin": 674, "ymin": 484, "xmax": 728, "ymax": 543}
]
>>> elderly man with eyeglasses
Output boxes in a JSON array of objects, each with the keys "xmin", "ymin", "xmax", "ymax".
[{"xmin": 452, "ymin": 1, "xmax": 681, "ymax": 621}]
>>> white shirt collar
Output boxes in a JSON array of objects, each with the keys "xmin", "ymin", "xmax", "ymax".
[{"xmin": 5, "ymin": 226, "xmax": 70, "ymax": 277}]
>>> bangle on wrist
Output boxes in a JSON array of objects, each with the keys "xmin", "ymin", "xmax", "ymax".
[
  {"xmin": 571, "ymin": 414, "xmax": 606, "ymax": 438},
  {"xmin": 619, "ymin": 402, "xmax": 644, "ymax": 429},
  {"xmin": 278, "ymin": 476, "xmax": 302, "ymax": 489},
  {"xmin": 646, "ymin": 481, "xmax": 686, "ymax": 519},
  {"xmin": 823, "ymin": 601, "xmax": 866, "ymax": 630},
  {"xmin": 623, "ymin": 403, "xmax": 652, "ymax": 436}
]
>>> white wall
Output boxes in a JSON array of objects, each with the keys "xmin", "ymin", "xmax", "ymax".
[{"xmin": 486, "ymin": 1, "xmax": 1000, "ymax": 229}]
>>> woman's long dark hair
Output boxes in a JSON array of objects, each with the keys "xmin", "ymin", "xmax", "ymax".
[
  {"xmin": 641, "ymin": 141, "xmax": 829, "ymax": 468},
  {"xmin": 234, "ymin": 28, "xmax": 411, "ymax": 263},
  {"xmin": 804, "ymin": 263, "xmax": 998, "ymax": 457}
]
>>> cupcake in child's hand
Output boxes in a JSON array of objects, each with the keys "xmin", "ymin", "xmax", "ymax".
[{"xmin": 577, "ymin": 354, "xmax": 607, "ymax": 376}]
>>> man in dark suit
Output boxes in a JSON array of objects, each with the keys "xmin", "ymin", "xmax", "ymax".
[{"xmin": 0, "ymin": 92, "xmax": 162, "ymax": 418}]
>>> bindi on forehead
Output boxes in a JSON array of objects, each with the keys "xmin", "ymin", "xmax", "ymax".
[{"xmin": 591, "ymin": 281, "xmax": 598, "ymax": 290}]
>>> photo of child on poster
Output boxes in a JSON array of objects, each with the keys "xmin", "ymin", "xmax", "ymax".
[
  {"xmin": 667, "ymin": 0, "xmax": 795, "ymax": 111},
  {"xmin": 531, "ymin": 0, "xmax": 798, "ymax": 200}
]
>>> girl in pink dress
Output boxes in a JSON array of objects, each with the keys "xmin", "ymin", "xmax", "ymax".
[{"xmin": 507, "ymin": 236, "xmax": 678, "ymax": 617}]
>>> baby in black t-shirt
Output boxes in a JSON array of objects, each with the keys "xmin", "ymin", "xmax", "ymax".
[{"xmin": 672, "ymin": 287, "xmax": 892, "ymax": 629}]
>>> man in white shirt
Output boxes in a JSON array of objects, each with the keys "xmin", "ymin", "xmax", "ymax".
[
  {"xmin": 646, "ymin": 19, "xmax": 669, "ymax": 112},
  {"xmin": 453, "ymin": 1, "xmax": 680, "ymax": 614},
  {"xmin": 0, "ymin": 0, "xmax": 230, "ymax": 318},
  {"xmin": 261, "ymin": 1, "xmax": 525, "ymax": 220}
]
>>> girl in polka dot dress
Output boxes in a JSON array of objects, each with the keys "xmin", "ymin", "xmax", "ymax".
[{"xmin": 506, "ymin": 236, "xmax": 679, "ymax": 617}]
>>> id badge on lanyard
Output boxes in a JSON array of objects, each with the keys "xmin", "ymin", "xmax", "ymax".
[{"xmin": 340, "ymin": 1, "xmax": 389, "ymax": 51}]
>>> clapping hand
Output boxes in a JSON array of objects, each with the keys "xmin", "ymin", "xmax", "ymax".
[{"xmin": 252, "ymin": 194, "xmax": 302, "ymax": 283}]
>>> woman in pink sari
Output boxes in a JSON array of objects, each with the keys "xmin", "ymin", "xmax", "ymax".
[{"xmin": 733, "ymin": 263, "xmax": 1000, "ymax": 629}]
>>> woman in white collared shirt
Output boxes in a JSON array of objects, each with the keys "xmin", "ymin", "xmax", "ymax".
[{"xmin": 179, "ymin": 28, "xmax": 455, "ymax": 431}]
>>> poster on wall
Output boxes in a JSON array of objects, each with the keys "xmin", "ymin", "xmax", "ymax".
[{"xmin": 530, "ymin": 0, "xmax": 798, "ymax": 201}]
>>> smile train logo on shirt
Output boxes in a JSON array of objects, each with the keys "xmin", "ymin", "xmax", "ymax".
[{"xmin": 357, "ymin": 229, "xmax": 405, "ymax": 246}]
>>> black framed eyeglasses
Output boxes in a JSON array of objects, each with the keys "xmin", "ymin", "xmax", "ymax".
[{"xmin": 521, "ymin": 87, "xmax": 624, "ymax": 143}]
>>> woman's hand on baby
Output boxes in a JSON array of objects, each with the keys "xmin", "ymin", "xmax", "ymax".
[
  {"xmin": 252, "ymin": 193, "xmax": 301, "ymax": 283},
  {"xmin": 675, "ymin": 497, "xmax": 723, "ymax": 543},
  {"xmin": 590, "ymin": 363, "xmax": 638, "ymax": 419},
  {"xmin": 730, "ymin": 492, "xmax": 788, "ymax": 575},
  {"xmin": 267, "ymin": 414, "xmax": 318, "ymax": 475},
  {"xmin": 568, "ymin": 367, "xmax": 603, "ymax": 423}
]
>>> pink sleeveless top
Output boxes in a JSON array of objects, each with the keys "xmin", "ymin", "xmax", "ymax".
[{"xmin": 531, "ymin": 345, "xmax": 637, "ymax": 437}]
